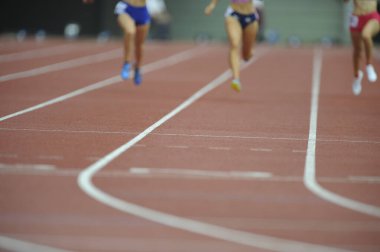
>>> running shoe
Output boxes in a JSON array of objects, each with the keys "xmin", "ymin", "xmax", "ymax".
[
  {"xmin": 366, "ymin": 64, "xmax": 377, "ymax": 83},
  {"xmin": 121, "ymin": 62, "xmax": 131, "ymax": 80},
  {"xmin": 231, "ymin": 79, "xmax": 242, "ymax": 92},
  {"xmin": 134, "ymin": 68, "xmax": 142, "ymax": 85},
  {"xmin": 352, "ymin": 70, "xmax": 363, "ymax": 96}
]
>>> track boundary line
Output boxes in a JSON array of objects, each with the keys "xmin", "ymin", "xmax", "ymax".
[
  {"xmin": 2, "ymin": 166, "xmax": 380, "ymax": 184},
  {"xmin": 129, "ymin": 167, "xmax": 272, "ymax": 179},
  {"xmin": 303, "ymin": 48, "xmax": 380, "ymax": 218},
  {"xmin": 77, "ymin": 50, "xmax": 351, "ymax": 252},
  {"xmin": 2, "ymin": 127, "xmax": 380, "ymax": 145},
  {"xmin": 0, "ymin": 46, "xmax": 202, "ymax": 122}
]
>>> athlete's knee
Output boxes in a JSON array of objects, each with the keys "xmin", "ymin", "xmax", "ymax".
[
  {"xmin": 119, "ymin": 22, "xmax": 136, "ymax": 36},
  {"xmin": 229, "ymin": 44, "xmax": 240, "ymax": 57},
  {"xmin": 361, "ymin": 30, "xmax": 373, "ymax": 41},
  {"xmin": 123, "ymin": 27, "xmax": 136, "ymax": 36},
  {"xmin": 229, "ymin": 42, "xmax": 240, "ymax": 51},
  {"xmin": 228, "ymin": 36, "xmax": 240, "ymax": 49}
]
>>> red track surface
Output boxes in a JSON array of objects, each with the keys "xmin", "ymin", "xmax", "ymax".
[{"xmin": 0, "ymin": 37, "xmax": 379, "ymax": 252}]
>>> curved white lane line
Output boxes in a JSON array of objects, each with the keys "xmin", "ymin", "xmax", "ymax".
[
  {"xmin": 0, "ymin": 235, "xmax": 72, "ymax": 252},
  {"xmin": 304, "ymin": 48, "xmax": 380, "ymax": 218},
  {"xmin": 78, "ymin": 51, "xmax": 351, "ymax": 252}
]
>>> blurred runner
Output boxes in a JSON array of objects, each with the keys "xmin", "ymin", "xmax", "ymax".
[
  {"xmin": 83, "ymin": 0, "xmax": 150, "ymax": 85},
  {"xmin": 205, "ymin": 0, "xmax": 259, "ymax": 92},
  {"xmin": 345, "ymin": 0, "xmax": 380, "ymax": 95}
]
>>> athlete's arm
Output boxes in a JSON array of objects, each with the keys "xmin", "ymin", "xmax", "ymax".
[{"xmin": 205, "ymin": 0, "xmax": 219, "ymax": 16}]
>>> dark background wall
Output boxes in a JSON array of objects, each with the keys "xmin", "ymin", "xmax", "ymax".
[
  {"xmin": 0, "ymin": 0, "xmax": 379, "ymax": 44},
  {"xmin": 0, "ymin": 0, "xmax": 117, "ymax": 36}
]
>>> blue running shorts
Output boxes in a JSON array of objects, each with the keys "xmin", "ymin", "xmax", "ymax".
[
  {"xmin": 114, "ymin": 1, "xmax": 151, "ymax": 26},
  {"xmin": 225, "ymin": 6, "xmax": 258, "ymax": 29}
]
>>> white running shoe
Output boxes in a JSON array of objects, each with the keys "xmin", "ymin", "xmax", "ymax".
[
  {"xmin": 366, "ymin": 64, "xmax": 377, "ymax": 83},
  {"xmin": 352, "ymin": 70, "xmax": 363, "ymax": 96}
]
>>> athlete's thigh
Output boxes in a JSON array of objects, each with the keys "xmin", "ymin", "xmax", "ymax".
[
  {"xmin": 225, "ymin": 16, "xmax": 243, "ymax": 47},
  {"xmin": 118, "ymin": 13, "xmax": 136, "ymax": 34},
  {"xmin": 242, "ymin": 21, "xmax": 258, "ymax": 51},
  {"xmin": 362, "ymin": 19, "xmax": 380, "ymax": 38}
]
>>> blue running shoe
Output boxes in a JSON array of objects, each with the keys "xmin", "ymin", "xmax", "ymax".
[
  {"xmin": 121, "ymin": 62, "xmax": 131, "ymax": 80},
  {"xmin": 134, "ymin": 68, "xmax": 142, "ymax": 85}
]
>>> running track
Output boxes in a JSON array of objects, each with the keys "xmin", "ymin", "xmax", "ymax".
[{"xmin": 0, "ymin": 37, "xmax": 379, "ymax": 252}]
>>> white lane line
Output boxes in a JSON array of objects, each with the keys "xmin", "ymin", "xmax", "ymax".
[
  {"xmin": 303, "ymin": 48, "xmax": 380, "ymax": 218},
  {"xmin": 349, "ymin": 176, "xmax": 380, "ymax": 183},
  {"xmin": 0, "ymin": 46, "xmax": 202, "ymax": 122},
  {"xmin": 0, "ymin": 75, "xmax": 119, "ymax": 122},
  {"xmin": 208, "ymin": 147, "xmax": 231, "ymax": 151},
  {"xmin": 155, "ymin": 133, "xmax": 380, "ymax": 145},
  {"xmin": 0, "ymin": 235, "xmax": 72, "ymax": 252},
  {"xmin": 292, "ymin": 149, "xmax": 306, "ymax": 153},
  {"xmin": 0, "ymin": 168, "xmax": 80, "ymax": 177},
  {"xmin": 0, "ymin": 48, "xmax": 121, "ymax": 83},
  {"xmin": 317, "ymin": 138, "xmax": 380, "ymax": 144},
  {"xmin": 0, "ymin": 44, "xmax": 75, "ymax": 63},
  {"xmin": 167, "ymin": 145, "xmax": 189, "ymax": 149},
  {"xmin": 129, "ymin": 167, "xmax": 272, "ymax": 179},
  {"xmin": 1, "ymin": 166, "xmax": 380, "ymax": 185},
  {"xmin": 37, "ymin": 155, "xmax": 64, "ymax": 161},
  {"xmin": 0, "ymin": 163, "xmax": 56, "ymax": 171},
  {"xmin": 250, "ymin": 148, "xmax": 272, "ymax": 152},
  {"xmin": 2, "ymin": 127, "xmax": 380, "ymax": 145},
  {"xmin": 78, "ymin": 50, "xmax": 351, "ymax": 252}
]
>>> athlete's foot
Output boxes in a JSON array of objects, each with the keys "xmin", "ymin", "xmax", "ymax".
[
  {"xmin": 121, "ymin": 62, "xmax": 131, "ymax": 80},
  {"xmin": 231, "ymin": 79, "xmax": 242, "ymax": 92},
  {"xmin": 134, "ymin": 68, "xmax": 142, "ymax": 85},
  {"xmin": 352, "ymin": 70, "xmax": 363, "ymax": 96},
  {"xmin": 366, "ymin": 64, "xmax": 377, "ymax": 82}
]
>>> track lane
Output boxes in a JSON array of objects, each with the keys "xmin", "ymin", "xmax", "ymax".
[
  {"xmin": 314, "ymin": 47, "xmax": 380, "ymax": 215},
  {"xmin": 78, "ymin": 47, "xmax": 357, "ymax": 251},
  {"xmin": 0, "ymin": 42, "xmax": 199, "ymax": 118},
  {"xmin": 89, "ymin": 47, "xmax": 378, "ymax": 250},
  {"xmin": 1, "ymin": 42, "xmax": 268, "ymax": 251},
  {"xmin": 1, "ymin": 41, "xmax": 380, "ymax": 251}
]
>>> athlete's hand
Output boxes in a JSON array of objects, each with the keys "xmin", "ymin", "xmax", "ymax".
[
  {"xmin": 83, "ymin": 0, "xmax": 94, "ymax": 4},
  {"xmin": 204, "ymin": 3, "xmax": 216, "ymax": 16}
]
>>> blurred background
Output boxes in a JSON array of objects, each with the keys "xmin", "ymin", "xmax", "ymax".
[{"xmin": 0, "ymin": 0, "xmax": 379, "ymax": 45}]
